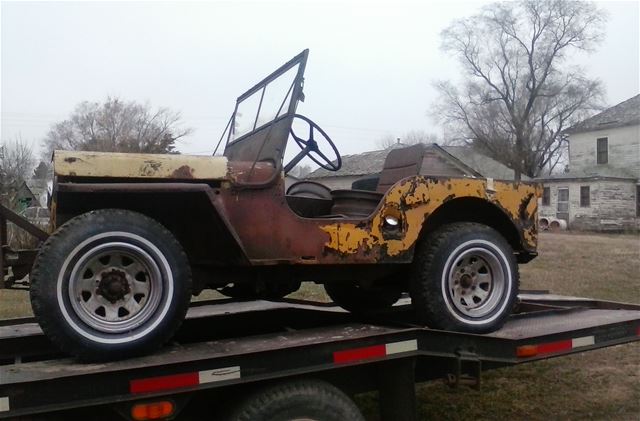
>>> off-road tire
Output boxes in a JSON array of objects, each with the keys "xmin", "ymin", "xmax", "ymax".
[
  {"xmin": 30, "ymin": 209, "xmax": 192, "ymax": 361},
  {"xmin": 229, "ymin": 379, "xmax": 364, "ymax": 421},
  {"xmin": 410, "ymin": 222, "xmax": 518, "ymax": 333},
  {"xmin": 324, "ymin": 281, "xmax": 402, "ymax": 314}
]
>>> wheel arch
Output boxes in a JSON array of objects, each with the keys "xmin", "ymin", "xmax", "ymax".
[{"xmin": 420, "ymin": 197, "xmax": 530, "ymax": 261}]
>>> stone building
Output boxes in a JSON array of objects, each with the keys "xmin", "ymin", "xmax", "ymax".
[{"xmin": 537, "ymin": 95, "xmax": 639, "ymax": 231}]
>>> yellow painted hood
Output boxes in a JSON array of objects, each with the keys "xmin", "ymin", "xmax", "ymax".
[{"xmin": 53, "ymin": 150, "xmax": 229, "ymax": 180}]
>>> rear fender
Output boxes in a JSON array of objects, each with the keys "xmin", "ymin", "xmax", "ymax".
[{"xmin": 320, "ymin": 176, "xmax": 540, "ymax": 262}]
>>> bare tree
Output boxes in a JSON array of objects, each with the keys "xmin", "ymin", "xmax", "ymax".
[
  {"xmin": 42, "ymin": 97, "xmax": 192, "ymax": 157},
  {"xmin": 377, "ymin": 130, "xmax": 439, "ymax": 149},
  {"xmin": 32, "ymin": 161, "xmax": 51, "ymax": 179},
  {"xmin": 0, "ymin": 136, "xmax": 36, "ymax": 206},
  {"xmin": 433, "ymin": 0, "xmax": 606, "ymax": 180}
]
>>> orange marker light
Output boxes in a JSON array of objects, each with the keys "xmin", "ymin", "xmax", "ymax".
[
  {"xmin": 131, "ymin": 401, "xmax": 174, "ymax": 420},
  {"xmin": 516, "ymin": 345, "xmax": 538, "ymax": 358}
]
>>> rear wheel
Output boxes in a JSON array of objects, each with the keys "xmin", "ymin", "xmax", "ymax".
[
  {"xmin": 30, "ymin": 209, "xmax": 192, "ymax": 361},
  {"xmin": 324, "ymin": 281, "xmax": 402, "ymax": 314},
  {"xmin": 410, "ymin": 222, "xmax": 518, "ymax": 333},
  {"xmin": 229, "ymin": 379, "xmax": 364, "ymax": 421}
]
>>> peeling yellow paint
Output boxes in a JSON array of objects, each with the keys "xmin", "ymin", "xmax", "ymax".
[
  {"xmin": 54, "ymin": 150, "xmax": 229, "ymax": 180},
  {"xmin": 523, "ymin": 226, "xmax": 537, "ymax": 246},
  {"xmin": 321, "ymin": 224, "xmax": 374, "ymax": 254},
  {"xmin": 493, "ymin": 183, "xmax": 536, "ymax": 220},
  {"xmin": 321, "ymin": 177, "xmax": 539, "ymax": 258}
]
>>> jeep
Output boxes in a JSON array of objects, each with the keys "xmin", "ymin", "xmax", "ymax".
[{"xmin": 30, "ymin": 50, "xmax": 540, "ymax": 360}]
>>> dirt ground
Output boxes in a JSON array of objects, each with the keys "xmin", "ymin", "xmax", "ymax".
[{"xmin": 1, "ymin": 231, "xmax": 639, "ymax": 420}]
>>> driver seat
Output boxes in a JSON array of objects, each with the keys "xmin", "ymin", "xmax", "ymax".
[
  {"xmin": 375, "ymin": 143, "xmax": 426, "ymax": 193},
  {"xmin": 286, "ymin": 144, "xmax": 428, "ymax": 219},
  {"xmin": 324, "ymin": 143, "xmax": 427, "ymax": 217}
]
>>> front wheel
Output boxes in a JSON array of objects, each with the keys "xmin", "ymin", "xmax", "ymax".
[
  {"xmin": 410, "ymin": 222, "xmax": 518, "ymax": 333},
  {"xmin": 30, "ymin": 209, "xmax": 192, "ymax": 361}
]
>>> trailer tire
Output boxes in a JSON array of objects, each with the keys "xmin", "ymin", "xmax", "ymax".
[
  {"xmin": 324, "ymin": 281, "xmax": 402, "ymax": 314},
  {"xmin": 230, "ymin": 379, "xmax": 364, "ymax": 421},
  {"xmin": 410, "ymin": 222, "xmax": 518, "ymax": 333},
  {"xmin": 30, "ymin": 209, "xmax": 192, "ymax": 361}
]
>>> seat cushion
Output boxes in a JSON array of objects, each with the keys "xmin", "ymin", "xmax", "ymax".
[{"xmin": 376, "ymin": 144, "xmax": 426, "ymax": 193}]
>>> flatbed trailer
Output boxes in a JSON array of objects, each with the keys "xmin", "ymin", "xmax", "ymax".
[{"xmin": 1, "ymin": 292, "xmax": 639, "ymax": 421}]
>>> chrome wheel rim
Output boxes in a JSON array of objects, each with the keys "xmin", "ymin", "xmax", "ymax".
[
  {"xmin": 447, "ymin": 247, "xmax": 505, "ymax": 318},
  {"xmin": 68, "ymin": 242, "xmax": 164, "ymax": 333}
]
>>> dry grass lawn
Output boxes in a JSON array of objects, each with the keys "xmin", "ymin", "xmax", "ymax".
[{"xmin": 1, "ymin": 232, "xmax": 638, "ymax": 420}]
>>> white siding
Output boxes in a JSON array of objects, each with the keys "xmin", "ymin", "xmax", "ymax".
[{"xmin": 569, "ymin": 125, "xmax": 640, "ymax": 177}]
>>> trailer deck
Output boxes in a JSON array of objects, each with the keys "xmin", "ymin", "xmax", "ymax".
[{"xmin": 1, "ymin": 292, "xmax": 639, "ymax": 420}]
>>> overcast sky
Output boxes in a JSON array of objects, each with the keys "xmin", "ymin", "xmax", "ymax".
[{"xmin": 1, "ymin": 0, "xmax": 638, "ymax": 161}]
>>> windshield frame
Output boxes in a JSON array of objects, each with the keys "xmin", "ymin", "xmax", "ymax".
[{"xmin": 225, "ymin": 49, "xmax": 308, "ymax": 147}]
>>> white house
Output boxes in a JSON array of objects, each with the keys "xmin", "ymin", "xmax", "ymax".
[{"xmin": 537, "ymin": 95, "xmax": 639, "ymax": 231}]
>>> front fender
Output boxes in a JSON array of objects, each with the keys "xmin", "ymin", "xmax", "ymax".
[{"xmin": 53, "ymin": 182, "xmax": 248, "ymax": 266}]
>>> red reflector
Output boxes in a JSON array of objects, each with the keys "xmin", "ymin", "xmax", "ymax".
[
  {"xmin": 130, "ymin": 372, "xmax": 199, "ymax": 394},
  {"xmin": 636, "ymin": 325, "xmax": 640, "ymax": 336},
  {"xmin": 536, "ymin": 339, "xmax": 572, "ymax": 355},
  {"xmin": 333, "ymin": 344, "xmax": 386, "ymax": 364}
]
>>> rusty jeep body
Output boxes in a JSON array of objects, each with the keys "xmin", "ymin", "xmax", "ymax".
[{"xmin": 29, "ymin": 50, "xmax": 540, "ymax": 360}]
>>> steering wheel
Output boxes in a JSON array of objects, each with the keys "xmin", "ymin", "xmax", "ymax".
[{"xmin": 284, "ymin": 114, "xmax": 342, "ymax": 174}]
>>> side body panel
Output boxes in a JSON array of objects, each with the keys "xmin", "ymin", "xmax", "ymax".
[
  {"xmin": 218, "ymin": 175, "xmax": 539, "ymax": 265},
  {"xmin": 52, "ymin": 152, "xmax": 539, "ymax": 268}
]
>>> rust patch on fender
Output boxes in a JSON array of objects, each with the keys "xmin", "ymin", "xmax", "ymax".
[{"xmin": 171, "ymin": 165, "xmax": 194, "ymax": 179}]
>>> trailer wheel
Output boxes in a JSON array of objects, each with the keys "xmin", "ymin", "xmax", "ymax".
[
  {"xmin": 230, "ymin": 379, "xmax": 364, "ymax": 421},
  {"xmin": 324, "ymin": 281, "xmax": 402, "ymax": 314},
  {"xmin": 30, "ymin": 209, "xmax": 192, "ymax": 361},
  {"xmin": 410, "ymin": 222, "xmax": 518, "ymax": 333}
]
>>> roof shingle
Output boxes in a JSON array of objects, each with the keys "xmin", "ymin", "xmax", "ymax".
[{"xmin": 565, "ymin": 94, "xmax": 640, "ymax": 134}]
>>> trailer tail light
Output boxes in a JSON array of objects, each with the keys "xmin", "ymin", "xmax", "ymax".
[
  {"xmin": 131, "ymin": 401, "xmax": 174, "ymax": 420},
  {"xmin": 516, "ymin": 336, "xmax": 595, "ymax": 358}
]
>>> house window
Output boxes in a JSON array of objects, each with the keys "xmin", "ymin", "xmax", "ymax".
[
  {"xmin": 542, "ymin": 187, "xmax": 550, "ymax": 206},
  {"xmin": 580, "ymin": 186, "xmax": 590, "ymax": 207},
  {"xmin": 596, "ymin": 137, "xmax": 608, "ymax": 164},
  {"xmin": 557, "ymin": 188, "xmax": 569, "ymax": 221}
]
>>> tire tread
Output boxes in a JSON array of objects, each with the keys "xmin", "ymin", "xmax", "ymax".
[
  {"xmin": 231, "ymin": 379, "xmax": 364, "ymax": 421},
  {"xmin": 410, "ymin": 222, "xmax": 519, "ymax": 333},
  {"xmin": 30, "ymin": 209, "xmax": 192, "ymax": 361}
]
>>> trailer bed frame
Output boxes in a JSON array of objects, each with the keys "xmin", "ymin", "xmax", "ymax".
[{"xmin": 1, "ymin": 292, "xmax": 639, "ymax": 420}]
